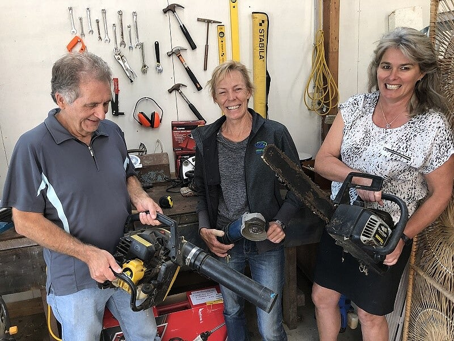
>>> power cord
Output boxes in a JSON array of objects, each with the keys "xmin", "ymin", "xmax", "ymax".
[{"xmin": 303, "ymin": 0, "xmax": 339, "ymax": 115}]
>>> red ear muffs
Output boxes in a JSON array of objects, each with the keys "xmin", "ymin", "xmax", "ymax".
[
  {"xmin": 137, "ymin": 112, "xmax": 161, "ymax": 128},
  {"xmin": 132, "ymin": 97, "xmax": 164, "ymax": 129}
]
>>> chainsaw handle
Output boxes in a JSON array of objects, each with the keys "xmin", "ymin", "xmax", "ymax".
[
  {"xmin": 362, "ymin": 193, "xmax": 408, "ymax": 256},
  {"xmin": 334, "ymin": 172, "xmax": 384, "ymax": 205}
]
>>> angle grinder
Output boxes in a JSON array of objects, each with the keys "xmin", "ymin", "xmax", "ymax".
[
  {"xmin": 325, "ymin": 173, "xmax": 408, "ymax": 275},
  {"xmin": 218, "ymin": 212, "xmax": 268, "ymax": 244}
]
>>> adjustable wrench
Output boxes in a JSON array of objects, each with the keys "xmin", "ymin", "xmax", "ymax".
[
  {"xmin": 86, "ymin": 8, "xmax": 94, "ymax": 34},
  {"xmin": 132, "ymin": 12, "xmax": 141, "ymax": 48},
  {"xmin": 68, "ymin": 7, "xmax": 77, "ymax": 34},
  {"xmin": 118, "ymin": 11, "xmax": 126, "ymax": 48},
  {"xmin": 102, "ymin": 9, "xmax": 110, "ymax": 43}
]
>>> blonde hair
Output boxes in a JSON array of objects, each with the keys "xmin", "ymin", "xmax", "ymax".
[{"xmin": 207, "ymin": 60, "xmax": 255, "ymax": 101}]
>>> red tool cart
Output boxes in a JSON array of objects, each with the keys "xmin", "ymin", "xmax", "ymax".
[{"xmin": 102, "ymin": 286, "xmax": 227, "ymax": 341}]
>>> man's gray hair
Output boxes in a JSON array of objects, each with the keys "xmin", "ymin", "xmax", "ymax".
[{"xmin": 51, "ymin": 52, "xmax": 112, "ymax": 104}]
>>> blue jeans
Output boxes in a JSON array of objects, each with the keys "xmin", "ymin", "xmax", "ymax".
[
  {"xmin": 218, "ymin": 239, "xmax": 287, "ymax": 341},
  {"xmin": 47, "ymin": 286, "xmax": 158, "ymax": 341}
]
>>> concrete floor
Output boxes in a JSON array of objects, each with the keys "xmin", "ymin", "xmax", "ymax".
[{"xmin": 248, "ymin": 271, "xmax": 363, "ymax": 341}]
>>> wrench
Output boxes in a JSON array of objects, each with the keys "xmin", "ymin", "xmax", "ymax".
[
  {"xmin": 112, "ymin": 24, "xmax": 120, "ymax": 54},
  {"xmin": 140, "ymin": 42, "xmax": 149, "ymax": 74},
  {"xmin": 102, "ymin": 9, "xmax": 110, "ymax": 43},
  {"xmin": 127, "ymin": 25, "xmax": 133, "ymax": 50},
  {"xmin": 86, "ymin": 8, "xmax": 94, "ymax": 34},
  {"xmin": 132, "ymin": 12, "xmax": 141, "ymax": 48},
  {"xmin": 96, "ymin": 19, "xmax": 102, "ymax": 41},
  {"xmin": 118, "ymin": 11, "xmax": 126, "ymax": 48},
  {"xmin": 68, "ymin": 7, "xmax": 77, "ymax": 34},
  {"xmin": 79, "ymin": 17, "xmax": 85, "ymax": 38}
]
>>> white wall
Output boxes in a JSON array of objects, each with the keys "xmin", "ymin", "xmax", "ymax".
[{"xmin": 0, "ymin": 0, "xmax": 430, "ymax": 198}]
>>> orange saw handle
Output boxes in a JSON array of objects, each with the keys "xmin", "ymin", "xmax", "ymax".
[{"xmin": 67, "ymin": 36, "xmax": 86, "ymax": 52}]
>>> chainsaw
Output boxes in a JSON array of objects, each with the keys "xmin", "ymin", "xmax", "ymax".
[
  {"xmin": 100, "ymin": 212, "xmax": 277, "ymax": 313},
  {"xmin": 261, "ymin": 144, "xmax": 408, "ymax": 275}
]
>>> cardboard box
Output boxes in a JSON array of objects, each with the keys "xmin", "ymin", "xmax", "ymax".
[
  {"xmin": 174, "ymin": 151, "xmax": 195, "ymax": 180},
  {"xmin": 136, "ymin": 153, "xmax": 171, "ymax": 187},
  {"xmin": 102, "ymin": 286, "xmax": 227, "ymax": 341},
  {"xmin": 171, "ymin": 120, "xmax": 205, "ymax": 152}
]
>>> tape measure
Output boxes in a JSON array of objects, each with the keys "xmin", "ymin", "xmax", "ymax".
[{"xmin": 159, "ymin": 196, "xmax": 173, "ymax": 209}]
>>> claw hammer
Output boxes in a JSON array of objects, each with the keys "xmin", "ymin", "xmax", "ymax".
[
  {"xmin": 163, "ymin": 4, "xmax": 197, "ymax": 50},
  {"xmin": 168, "ymin": 83, "xmax": 206, "ymax": 122},
  {"xmin": 197, "ymin": 18, "xmax": 221, "ymax": 70},
  {"xmin": 167, "ymin": 46, "xmax": 202, "ymax": 91}
]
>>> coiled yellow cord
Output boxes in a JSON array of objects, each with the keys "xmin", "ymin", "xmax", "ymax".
[
  {"xmin": 304, "ymin": 1, "xmax": 339, "ymax": 115},
  {"xmin": 47, "ymin": 304, "xmax": 62, "ymax": 341}
]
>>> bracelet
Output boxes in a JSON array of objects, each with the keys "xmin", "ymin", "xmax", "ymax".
[
  {"xmin": 271, "ymin": 219, "xmax": 286, "ymax": 230},
  {"xmin": 400, "ymin": 233, "xmax": 412, "ymax": 246}
]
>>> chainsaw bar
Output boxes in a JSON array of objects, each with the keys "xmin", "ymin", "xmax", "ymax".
[{"xmin": 261, "ymin": 144, "xmax": 334, "ymax": 223}]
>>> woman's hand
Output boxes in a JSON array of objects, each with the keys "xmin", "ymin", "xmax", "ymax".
[
  {"xmin": 356, "ymin": 188, "xmax": 384, "ymax": 206},
  {"xmin": 383, "ymin": 239, "xmax": 404, "ymax": 266},
  {"xmin": 267, "ymin": 222, "xmax": 286, "ymax": 244},
  {"xmin": 200, "ymin": 228, "xmax": 234, "ymax": 258}
]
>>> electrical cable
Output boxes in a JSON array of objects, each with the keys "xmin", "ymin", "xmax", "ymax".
[
  {"xmin": 47, "ymin": 304, "xmax": 62, "ymax": 341},
  {"xmin": 303, "ymin": 0, "xmax": 339, "ymax": 115}
]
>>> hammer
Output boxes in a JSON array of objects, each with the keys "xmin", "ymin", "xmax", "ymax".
[
  {"xmin": 167, "ymin": 46, "xmax": 202, "ymax": 91},
  {"xmin": 168, "ymin": 83, "xmax": 206, "ymax": 122},
  {"xmin": 197, "ymin": 18, "xmax": 222, "ymax": 71},
  {"xmin": 163, "ymin": 4, "xmax": 197, "ymax": 50}
]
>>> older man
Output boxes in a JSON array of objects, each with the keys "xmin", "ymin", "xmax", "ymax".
[{"xmin": 2, "ymin": 52, "xmax": 161, "ymax": 340}]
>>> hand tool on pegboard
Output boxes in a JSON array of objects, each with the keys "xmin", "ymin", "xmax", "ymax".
[
  {"xmin": 163, "ymin": 4, "xmax": 197, "ymax": 50},
  {"xmin": 168, "ymin": 83, "xmax": 206, "ymax": 122},
  {"xmin": 197, "ymin": 18, "xmax": 222, "ymax": 70},
  {"xmin": 155, "ymin": 41, "xmax": 163, "ymax": 73},
  {"xmin": 111, "ymin": 78, "xmax": 124, "ymax": 116},
  {"xmin": 67, "ymin": 35, "xmax": 86, "ymax": 52},
  {"xmin": 167, "ymin": 46, "xmax": 202, "ymax": 91}
]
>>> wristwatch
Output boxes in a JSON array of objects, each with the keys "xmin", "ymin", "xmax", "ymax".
[
  {"xmin": 271, "ymin": 219, "xmax": 286, "ymax": 230},
  {"xmin": 400, "ymin": 233, "xmax": 412, "ymax": 246}
]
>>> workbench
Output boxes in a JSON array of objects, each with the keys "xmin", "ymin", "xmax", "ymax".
[{"xmin": 0, "ymin": 182, "xmax": 325, "ymax": 330}]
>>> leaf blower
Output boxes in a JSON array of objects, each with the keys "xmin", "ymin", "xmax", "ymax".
[{"xmin": 100, "ymin": 212, "xmax": 277, "ymax": 313}]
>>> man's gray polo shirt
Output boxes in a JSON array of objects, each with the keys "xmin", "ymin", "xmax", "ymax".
[{"xmin": 2, "ymin": 109, "xmax": 136, "ymax": 295}]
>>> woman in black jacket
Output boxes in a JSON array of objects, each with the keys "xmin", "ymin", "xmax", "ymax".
[{"xmin": 192, "ymin": 60, "xmax": 302, "ymax": 341}]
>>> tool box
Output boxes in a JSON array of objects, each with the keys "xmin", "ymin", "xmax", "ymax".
[{"xmin": 101, "ymin": 286, "xmax": 227, "ymax": 341}]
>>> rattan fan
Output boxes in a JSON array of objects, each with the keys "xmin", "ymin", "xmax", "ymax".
[{"xmin": 431, "ymin": 0, "xmax": 454, "ymax": 127}]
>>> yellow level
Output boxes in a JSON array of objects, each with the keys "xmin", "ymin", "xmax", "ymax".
[
  {"xmin": 230, "ymin": 0, "xmax": 240, "ymax": 61},
  {"xmin": 217, "ymin": 25, "xmax": 227, "ymax": 64}
]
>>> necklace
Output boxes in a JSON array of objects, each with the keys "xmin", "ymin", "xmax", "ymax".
[{"xmin": 379, "ymin": 101, "xmax": 406, "ymax": 129}]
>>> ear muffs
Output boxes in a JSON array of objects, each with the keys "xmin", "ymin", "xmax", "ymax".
[
  {"xmin": 137, "ymin": 111, "xmax": 161, "ymax": 128},
  {"xmin": 132, "ymin": 97, "xmax": 164, "ymax": 128}
]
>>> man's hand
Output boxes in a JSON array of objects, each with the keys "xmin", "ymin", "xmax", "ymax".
[
  {"xmin": 200, "ymin": 228, "xmax": 234, "ymax": 258},
  {"xmin": 83, "ymin": 245, "xmax": 122, "ymax": 282}
]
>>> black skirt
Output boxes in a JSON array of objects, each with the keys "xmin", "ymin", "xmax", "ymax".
[{"xmin": 313, "ymin": 229, "xmax": 411, "ymax": 316}]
